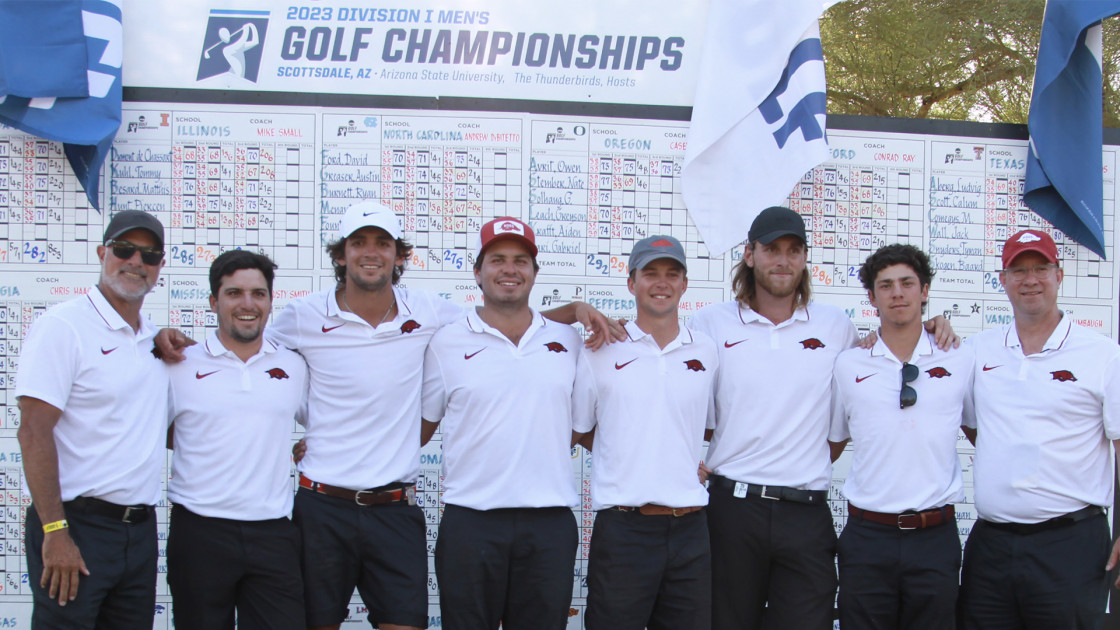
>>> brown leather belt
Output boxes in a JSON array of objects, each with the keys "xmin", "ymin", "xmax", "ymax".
[
  {"xmin": 299, "ymin": 474, "xmax": 415, "ymax": 507},
  {"xmin": 613, "ymin": 504, "xmax": 704, "ymax": 517},
  {"xmin": 848, "ymin": 503, "xmax": 954, "ymax": 530}
]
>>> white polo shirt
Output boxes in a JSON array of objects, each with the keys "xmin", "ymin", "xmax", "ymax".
[
  {"xmin": 269, "ymin": 286, "xmax": 462, "ymax": 490},
  {"xmin": 830, "ymin": 331, "xmax": 973, "ymax": 513},
  {"xmin": 167, "ymin": 333, "xmax": 308, "ymax": 520},
  {"xmin": 965, "ymin": 315, "xmax": 1120, "ymax": 524},
  {"xmin": 572, "ymin": 321, "xmax": 716, "ymax": 511},
  {"xmin": 15, "ymin": 286, "xmax": 168, "ymax": 506},
  {"xmin": 690, "ymin": 300, "xmax": 858, "ymax": 491},
  {"xmin": 422, "ymin": 309, "xmax": 581, "ymax": 511}
]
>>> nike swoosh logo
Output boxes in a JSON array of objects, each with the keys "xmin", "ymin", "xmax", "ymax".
[
  {"xmin": 363, "ymin": 211, "xmax": 379, "ymax": 216},
  {"xmin": 855, "ymin": 374, "xmax": 875, "ymax": 383},
  {"xmin": 982, "ymin": 364, "xmax": 1001, "ymax": 371},
  {"xmin": 100, "ymin": 347, "xmax": 117, "ymax": 355},
  {"xmin": 614, "ymin": 358, "xmax": 638, "ymax": 370},
  {"xmin": 724, "ymin": 339, "xmax": 748, "ymax": 348},
  {"xmin": 465, "ymin": 348, "xmax": 485, "ymax": 360},
  {"xmin": 321, "ymin": 324, "xmax": 345, "ymax": 333},
  {"xmin": 195, "ymin": 370, "xmax": 220, "ymax": 379}
]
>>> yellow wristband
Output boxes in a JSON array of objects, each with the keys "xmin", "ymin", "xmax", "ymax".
[{"xmin": 42, "ymin": 519, "xmax": 68, "ymax": 533}]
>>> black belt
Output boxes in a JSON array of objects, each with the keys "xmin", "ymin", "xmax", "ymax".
[
  {"xmin": 65, "ymin": 497, "xmax": 152, "ymax": 524},
  {"xmin": 709, "ymin": 474, "xmax": 828, "ymax": 505},
  {"xmin": 982, "ymin": 505, "xmax": 1104, "ymax": 535}
]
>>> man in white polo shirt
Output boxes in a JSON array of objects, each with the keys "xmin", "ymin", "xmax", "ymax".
[
  {"xmin": 16, "ymin": 210, "xmax": 168, "ymax": 629},
  {"xmin": 166, "ymin": 250, "xmax": 308, "ymax": 630},
  {"xmin": 691, "ymin": 207, "xmax": 956, "ymax": 630},
  {"xmin": 154, "ymin": 202, "xmax": 614, "ymax": 630},
  {"xmin": 572, "ymin": 235, "xmax": 717, "ymax": 630},
  {"xmin": 960, "ymin": 229, "xmax": 1120, "ymax": 630},
  {"xmin": 828, "ymin": 244, "xmax": 973, "ymax": 629},
  {"xmin": 422, "ymin": 217, "xmax": 581, "ymax": 630},
  {"xmin": 690, "ymin": 206, "xmax": 856, "ymax": 630}
]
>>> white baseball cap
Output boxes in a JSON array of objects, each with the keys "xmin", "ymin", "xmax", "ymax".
[{"xmin": 337, "ymin": 202, "xmax": 402, "ymax": 240}]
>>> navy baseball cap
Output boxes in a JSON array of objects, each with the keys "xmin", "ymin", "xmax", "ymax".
[{"xmin": 748, "ymin": 206, "xmax": 806, "ymax": 245}]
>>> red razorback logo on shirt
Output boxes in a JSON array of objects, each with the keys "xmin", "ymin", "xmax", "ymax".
[
  {"xmin": 267, "ymin": 368, "xmax": 289, "ymax": 380},
  {"xmin": 800, "ymin": 338, "xmax": 825, "ymax": 350},
  {"xmin": 400, "ymin": 320, "xmax": 421, "ymax": 334},
  {"xmin": 1051, "ymin": 370, "xmax": 1077, "ymax": 382},
  {"xmin": 545, "ymin": 342, "xmax": 567, "ymax": 353},
  {"xmin": 926, "ymin": 367, "xmax": 951, "ymax": 378},
  {"xmin": 684, "ymin": 359, "xmax": 706, "ymax": 372}
]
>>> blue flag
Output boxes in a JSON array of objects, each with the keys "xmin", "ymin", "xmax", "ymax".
[
  {"xmin": 1023, "ymin": 0, "xmax": 1120, "ymax": 259},
  {"xmin": 0, "ymin": 0, "xmax": 89, "ymax": 99},
  {"xmin": 0, "ymin": 0, "xmax": 122, "ymax": 210}
]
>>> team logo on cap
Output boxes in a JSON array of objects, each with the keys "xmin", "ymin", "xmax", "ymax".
[
  {"xmin": 496, "ymin": 221, "xmax": 525, "ymax": 235},
  {"xmin": 1017, "ymin": 232, "xmax": 1043, "ymax": 243},
  {"xmin": 800, "ymin": 338, "xmax": 826, "ymax": 350},
  {"xmin": 267, "ymin": 368, "xmax": 289, "ymax": 380},
  {"xmin": 684, "ymin": 359, "xmax": 706, "ymax": 372},
  {"xmin": 545, "ymin": 342, "xmax": 567, "ymax": 353},
  {"xmin": 926, "ymin": 367, "xmax": 951, "ymax": 378},
  {"xmin": 400, "ymin": 320, "xmax": 421, "ymax": 334},
  {"xmin": 1051, "ymin": 370, "xmax": 1077, "ymax": 382},
  {"xmin": 651, "ymin": 238, "xmax": 675, "ymax": 247}
]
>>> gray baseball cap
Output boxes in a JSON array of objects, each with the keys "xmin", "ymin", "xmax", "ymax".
[
  {"xmin": 103, "ymin": 210, "xmax": 164, "ymax": 249},
  {"xmin": 629, "ymin": 235, "xmax": 687, "ymax": 272}
]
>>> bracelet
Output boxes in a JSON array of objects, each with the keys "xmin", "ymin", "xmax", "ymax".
[{"xmin": 42, "ymin": 519, "xmax": 68, "ymax": 533}]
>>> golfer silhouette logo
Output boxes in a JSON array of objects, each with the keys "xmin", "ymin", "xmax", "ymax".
[{"xmin": 196, "ymin": 10, "xmax": 269, "ymax": 83}]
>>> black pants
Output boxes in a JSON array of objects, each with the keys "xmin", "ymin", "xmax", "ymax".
[
  {"xmin": 26, "ymin": 502, "xmax": 157, "ymax": 630},
  {"xmin": 292, "ymin": 487, "xmax": 429, "ymax": 628},
  {"xmin": 707, "ymin": 484, "xmax": 837, "ymax": 630},
  {"xmin": 586, "ymin": 507, "xmax": 711, "ymax": 630},
  {"xmin": 167, "ymin": 504, "xmax": 304, "ymax": 630},
  {"xmin": 959, "ymin": 515, "xmax": 1110, "ymax": 630},
  {"xmin": 837, "ymin": 515, "xmax": 961, "ymax": 630},
  {"xmin": 435, "ymin": 504, "xmax": 578, "ymax": 630}
]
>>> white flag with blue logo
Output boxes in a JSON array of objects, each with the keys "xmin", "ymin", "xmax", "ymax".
[
  {"xmin": 683, "ymin": 0, "xmax": 841, "ymax": 256},
  {"xmin": 1023, "ymin": 0, "xmax": 1120, "ymax": 259},
  {"xmin": 0, "ymin": 0, "xmax": 122, "ymax": 210}
]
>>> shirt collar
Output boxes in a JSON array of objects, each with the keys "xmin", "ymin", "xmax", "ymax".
[
  {"xmin": 869, "ymin": 328, "xmax": 934, "ymax": 363},
  {"xmin": 737, "ymin": 301, "xmax": 809, "ymax": 327},
  {"xmin": 1004, "ymin": 312, "xmax": 1072, "ymax": 352},
  {"xmin": 624, "ymin": 320, "xmax": 693, "ymax": 352},
  {"xmin": 466, "ymin": 307, "xmax": 547, "ymax": 345},
  {"xmin": 86, "ymin": 285, "xmax": 155, "ymax": 337},
  {"xmin": 203, "ymin": 330, "xmax": 278, "ymax": 362},
  {"xmin": 327, "ymin": 285, "xmax": 412, "ymax": 323}
]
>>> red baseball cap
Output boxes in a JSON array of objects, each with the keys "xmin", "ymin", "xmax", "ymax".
[
  {"xmin": 477, "ymin": 217, "xmax": 537, "ymax": 258},
  {"xmin": 1001, "ymin": 229, "xmax": 1059, "ymax": 268}
]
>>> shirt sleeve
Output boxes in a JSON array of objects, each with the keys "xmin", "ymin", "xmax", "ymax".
[
  {"xmin": 14, "ymin": 313, "xmax": 80, "ymax": 411},
  {"xmin": 267, "ymin": 301, "xmax": 300, "ymax": 351},
  {"xmin": 827, "ymin": 370, "xmax": 852, "ymax": 442},
  {"xmin": 961, "ymin": 337, "xmax": 979, "ymax": 429},
  {"xmin": 421, "ymin": 340, "xmax": 449, "ymax": 424},
  {"xmin": 432, "ymin": 293, "xmax": 467, "ymax": 329},
  {"xmin": 571, "ymin": 350, "xmax": 599, "ymax": 434},
  {"xmin": 1101, "ymin": 351, "xmax": 1120, "ymax": 440}
]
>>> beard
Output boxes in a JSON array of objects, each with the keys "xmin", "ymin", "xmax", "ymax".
[{"xmin": 100, "ymin": 267, "xmax": 154, "ymax": 301}]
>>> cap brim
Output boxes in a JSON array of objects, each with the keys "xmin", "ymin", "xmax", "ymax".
[
  {"xmin": 631, "ymin": 252, "xmax": 687, "ymax": 272},
  {"xmin": 479, "ymin": 233, "xmax": 538, "ymax": 258},
  {"xmin": 752, "ymin": 229, "xmax": 806, "ymax": 246}
]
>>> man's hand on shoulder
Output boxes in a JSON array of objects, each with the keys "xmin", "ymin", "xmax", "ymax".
[
  {"xmin": 153, "ymin": 328, "xmax": 196, "ymax": 363},
  {"xmin": 924, "ymin": 315, "xmax": 961, "ymax": 350},
  {"xmin": 572, "ymin": 302, "xmax": 626, "ymax": 350}
]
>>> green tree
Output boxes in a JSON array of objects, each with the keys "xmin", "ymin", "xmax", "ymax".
[{"xmin": 821, "ymin": 0, "xmax": 1120, "ymax": 126}]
